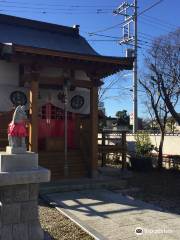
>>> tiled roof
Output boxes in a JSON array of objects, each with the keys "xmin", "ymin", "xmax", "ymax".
[{"xmin": 0, "ymin": 13, "xmax": 98, "ymax": 56}]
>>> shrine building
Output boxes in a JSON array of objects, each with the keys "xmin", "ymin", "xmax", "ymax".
[{"xmin": 0, "ymin": 13, "xmax": 133, "ymax": 180}]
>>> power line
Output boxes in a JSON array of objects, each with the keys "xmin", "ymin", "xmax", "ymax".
[
  {"xmin": 88, "ymin": 0, "xmax": 165, "ymax": 35},
  {"xmin": 0, "ymin": 1, "xmax": 117, "ymax": 8},
  {"xmin": 141, "ymin": 16, "xmax": 177, "ymax": 31},
  {"xmin": 2, "ymin": 0, "xmax": 175, "ymax": 29},
  {"xmin": 143, "ymin": 14, "xmax": 179, "ymax": 28},
  {"xmin": 0, "ymin": 4, "xmax": 114, "ymax": 11},
  {"xmin": 138, "ymin": 0, "xmax": 164, "ymax": 17},
  {"xmin": 88, "ymin": 21, "xmax": 128, "ymax": 35},
  {"xmin": 0, "ymin": 0, "xmax": 118, "ymax": 5},
  {"xmin": 0, "ymin": 2, "xmax": 116, "ymax": 14},
  {"xmin": 0, "ymin": 2, "xmax": 117, "ymax": 14},
  {"xmin": 87, "ymin": 39, "xmax": 119, "ymax": 42},
  {"xmin": 112, "ymin": 0, "xmax": 165, "ymax": 132},
  {"xmin": 0, "ymin": 9, "xmax": 113, "ymax": 14},
  {"xmin": 88, "ymin": 33, "xmax": 120, "ymax": 39},
  {"xmin": 139, "ymin": 18, "xmax": 177, "ymax": 33}
]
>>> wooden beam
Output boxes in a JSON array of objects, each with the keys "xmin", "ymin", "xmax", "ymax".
[
  {"xmin": 90, "ymin": 85, "xmax": 99, "ymax": 177},
  {"xmin": 14, "ymin": 44, "xmax": 134, "ymax": 66},
  {"xmin": 21, "ymin": 75, "xmax": 103, "ymax": 88},
  {"xmin": 11, "ymin": 53, "xmax": 132, "ymax": 79},
  {"xmin": 29, "ymin": 75, "xmax": 39, "ymax": 153}
]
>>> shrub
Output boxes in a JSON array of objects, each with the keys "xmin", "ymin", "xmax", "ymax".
[
  {"xmin": 135, "ymin": 131, "xmax": 154, "ymax": 156},
  {"xmin": 129, "ymin": 131, "xmax": 154, "ymax": 171},
  {"xmin": 130, "ymin": 156, "xmax": 153, "ymax": 171}
]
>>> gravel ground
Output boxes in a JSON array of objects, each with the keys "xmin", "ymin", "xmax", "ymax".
[{"xmin": 39, "ymin": 203, "xmax": 94, "ymax": 240}]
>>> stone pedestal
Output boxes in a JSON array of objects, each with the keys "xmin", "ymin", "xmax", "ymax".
[{"xmin": 0, "ymin": 149, "xmax": 50, "ymax": 240}]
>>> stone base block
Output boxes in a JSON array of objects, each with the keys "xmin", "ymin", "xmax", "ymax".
[
  {"xmin": 0, "ymin": 152, "xmax": 38, "ymax": 172},
  {"xmin": 0, "ymin": 184, "xmax": 45, "ymax": 240},
  {"xmin": 0, "ymin": 167, "xmax": 50, "ymax": 186},
  {"xmin": 6, "ymin": 146, "xmax": 27, "ymax": 154},
  {"xmin": 0, "ymin": 222, "xmax": 44, "ymax": 240},
  {"xmin": 0, "ymin": 151, "xmax": 51, "ymax": 240}
]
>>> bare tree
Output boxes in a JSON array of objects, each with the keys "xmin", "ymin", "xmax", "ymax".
[
  {"xmin": 146, "ymin": 28, "xmax": 180, "ymax": 124},
  {"xmin": 98, "ymin": 71, "xmax": 132, "ymax": 103},
  {"xmin": 140, "ymin": 28, "xmax": 180, "ymax": 169},
  {"xmin": 139, "ymin": 77, "xmax": 169, "ymax": 169}
]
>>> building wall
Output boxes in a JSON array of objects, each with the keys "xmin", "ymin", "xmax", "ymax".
[
  {"xmin": 0, "ymin": 60, "xmax": 90, "ymax": 113},
  {"xmin": 0, "ymin": 60, "xmax": 26, "ymax": 112},
  {"xmin": 75, "ymin": 70, "xmax": 90, "ymax": 80},
  {"xmin": 0, "ymin": 60, "xmax": 19, "ymax": 86},
  {"xmin": 127, "ymin": 135, "xmax": 180, "ymax": 155}
]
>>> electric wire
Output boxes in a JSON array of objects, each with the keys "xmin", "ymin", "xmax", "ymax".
[
  {"xmin": 139, "ymin": 18, "xmax": 177, "ymax": 33},
  {"xmin": 0, "ymin": 1, "xmax": 117, "ymax": 8},
  {"xmin": 88, "ymin": 0, "xmax": 165, "ymax": 35},
  {"xmin": 142, "ymin": 14, "xmax": 179, "ymax": 28}
]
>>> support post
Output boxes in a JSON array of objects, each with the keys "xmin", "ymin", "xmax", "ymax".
[
  {"xmin": 29, "ymin": 76, "xmax": 39, "ymax": 153},
  {"xmin": 133, "ymin": 0, "xmax": 138, "ymax": 133},
  {"xmin": 113, "ymin": 1, "xmax": 138, "ymax": 133},
  {"xmin": 64, "ymin": 86, "xmax": 68, "ymax": 177},
  {"xmin": 75, "ymin": 114, "xmax": 80, "ymax": 149},
  {"xmin": 121, "ymin": 132, "xmax": 127, "ymax": 170},
  {"xmin": 101, "ymin": 131, "xmax": 106, "ymax": 167},
  {"xmin": 90, "ymin": 86, "xmax": 98, "ymax": 177}
]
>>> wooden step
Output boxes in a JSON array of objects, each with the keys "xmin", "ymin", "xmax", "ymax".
[
  {"xmin": 39, "ymin": 150, "xmax": 88, "ymax": 180},
  {"xmin": 39, "ymin": 162, "xmax": 86, "ymax": 169},
  {"xmin": 51, "ymin": 171, "xmax": 88, "ymax": 180},
  {"xmin": 39, "ymin": 156, "xmax": 83, "ymax": 161},
  {"xmin": 39, "ymin": 154, "xmax": 82, "ymax": 160},
  {"xmin": 40, "ymin": 178, "xmax": 127, "ymax": 194}
]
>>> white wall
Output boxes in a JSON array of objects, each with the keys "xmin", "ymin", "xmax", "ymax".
[
  {"xmin": 0, "ymin": 60, "xmax": 19, "ymax": 86},
  {"xmin": 75, "ymin": 70, "xmax": 90, "ymax": 80},
  {"xmin": 127, "ymin": 135, "xmax": 180, "ymax": 155},
  {"xmin": 0, "ymin": 85, "xmax": 28, "ymax": 112},
  {"xmin": 0, "ymin": 62, "xmax": 90, "ymax": 113},
  {"xmin": 0, "ymin": 60, "xmax": 21, "ymax": 111},
  {"xmin": 39, "ymin": 87, "xmax": 90, "ymax": 114}
]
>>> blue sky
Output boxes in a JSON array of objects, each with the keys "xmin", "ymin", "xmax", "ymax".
[{"xmin": 1, "ymin": 0, "xmax": 179, "ymax": 118}]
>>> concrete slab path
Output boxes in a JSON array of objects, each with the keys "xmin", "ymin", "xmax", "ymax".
[{"xmin": 46, "ymin": 190, "xmax": 180, "ymax": 240}]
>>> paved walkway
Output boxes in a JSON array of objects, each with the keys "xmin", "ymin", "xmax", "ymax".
[{"xmin": 47, "ymin": 190, "xmax": 180, "ymax": 240}]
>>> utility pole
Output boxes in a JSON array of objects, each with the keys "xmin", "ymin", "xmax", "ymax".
[
  {"xmin": 114, "ymin": 0, "xmax": 138, "ymax": 133},
  {"xmin": 133, "ymin": 0, "xmax": 138, "ymax": 133}
]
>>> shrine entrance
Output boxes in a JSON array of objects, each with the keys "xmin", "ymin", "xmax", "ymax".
[
  {"xmin": 38, "ymin": 102, "xmax": 86, "ymax": 179},
  {"xmin": 38, "ymin": 103, "xmax": 76, "ymax": 151}
]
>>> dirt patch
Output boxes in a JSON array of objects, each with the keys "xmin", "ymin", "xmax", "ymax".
[{"xmin": 126, "ymin": 169, "xmax": 180, "ymax": 214}]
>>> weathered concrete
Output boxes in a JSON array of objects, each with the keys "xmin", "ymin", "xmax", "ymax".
[
  {"xmin": 0, "ymin": 151, "xmax": 50, "ymax": 240},
  {"xmin": 6, "ymin": 146, "xmax": 27, "ymax": 154},
  {"xmin": 0, "ymin": 184, "xmax": 45, "ymax": 240},
  {"xmin": 0, "ymin": 168, "xmax": 50, "ymax": 186},
  {"xmin": 0, "ymin": 151, "xmax": 38, "ymax": 171},
  {"xmin": 47, "ymin": 190, "xmax": 180, "ymax": 240}
]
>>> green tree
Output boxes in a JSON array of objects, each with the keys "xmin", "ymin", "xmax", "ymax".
[{"xmin": 115, "ymin": 110, "xmax": 130, "ymax": 126}]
